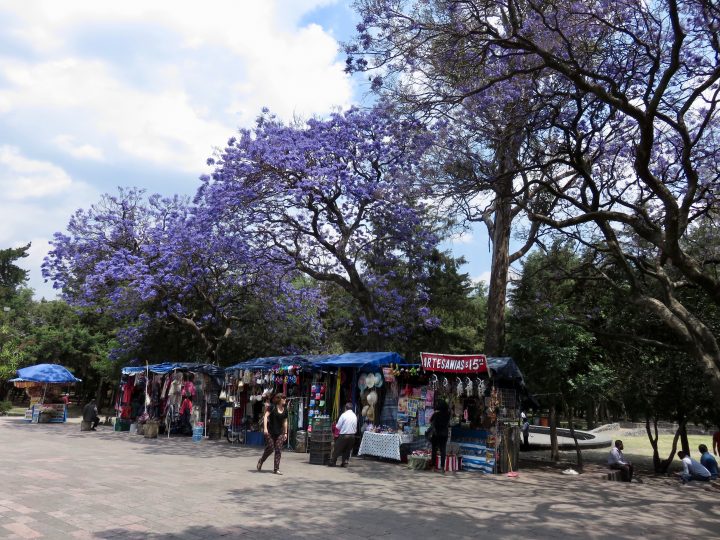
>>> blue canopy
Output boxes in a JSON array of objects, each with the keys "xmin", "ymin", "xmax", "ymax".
[
  {"xmin": 315, "ymin": 352, "xmax": 405, "ymax": 371},
  {"xmin": 10, "ymin": 363, "xmax": 81, "ymax": 384},
  {"xmin": 486, "ymin": 357, "xmax": 525, "ymax": 384},
  {"xmin": 225, "ymin": 352, "xmax": 406, "ymax": 373},
  {"xmin": 121, "ymin": 362, "xmax": 224, "ymax": 377}
]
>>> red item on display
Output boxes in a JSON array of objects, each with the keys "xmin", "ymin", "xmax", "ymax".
[{"xmin": 436, "ymin": 454, "xmax": 461, "ymax": 472}]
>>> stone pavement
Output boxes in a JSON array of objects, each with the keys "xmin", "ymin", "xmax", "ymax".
[{"xmin": 0, "ymin": 417, "xmax": 717, "ymax": 539}]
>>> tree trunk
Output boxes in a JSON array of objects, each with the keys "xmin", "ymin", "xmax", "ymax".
[
  {"xmin": 679, "ymin": 421, "xmax": 690, "ymax": 455},
  {"xmin": 567, "ymin": 405, "xmax": 583, "ymax": 472},
  {"xmin": 586, "ymin": 399, "xmax": 596, "ymax": 430},
  {"xmin": 657, "ymin": 422, "xmax": 685, "ymax": 474},
  {"xmin": 549, "ymin": 404, "xmax": 559, "ymax": 462},
  {"xmin": 94, "ymin": 377, "xmax": 105, "ymax": 411},
  {"xmin": 645, "ymin": 416, "xmax": 662, "ymax": 473},
  {"xmin": 484, "ymin": 191, "xmax": 511, "ymax": 356}
]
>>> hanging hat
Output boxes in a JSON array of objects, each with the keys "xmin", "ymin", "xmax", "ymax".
[
  {"xmin": 367, "ymin": 390, "xmax": 378, "ymax": 406},
  {"xmin": 366, "ymin": 373, "xmax": 376, "ymax": 388},
  {"xmin": 373, "ymin": 373, "xmax": 383, "ymax": 388},
  {"xmin": 358, "ymin": 374, "xmax": 367, "ymax": 391}
]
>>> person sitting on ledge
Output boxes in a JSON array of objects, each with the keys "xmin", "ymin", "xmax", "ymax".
[
  {"xmin": 608, "ymin": 440, "xmax": 634, "ymax": 482},
  {"xmin": 82, "ymin": 399, "xmax": 100, "ymax": 431}
]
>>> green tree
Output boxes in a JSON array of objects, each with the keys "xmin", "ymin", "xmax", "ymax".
[{"xmin": 0, "ymin": 243, "xmax": 30, "ymax": 303}]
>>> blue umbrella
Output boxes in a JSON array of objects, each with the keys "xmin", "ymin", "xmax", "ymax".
[{"xmin": 10, "ymin": 363, "xmax": 82, "ymax": 384}]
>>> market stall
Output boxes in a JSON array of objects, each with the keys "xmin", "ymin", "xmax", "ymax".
[
  {"xmin": 116, "ymin": 362, "xmax": 223, "ymax": 438},
  {"xmin": 417, "ymin": 353, "xmax": 525, "ymax": 473},
  {"xmin": 348, "ymin": 353, "xmax": 526, "ymax": 473},
  {"xmin": 221, "ymin": 351, "xmax": 411, "ymax": 463},
  {"xmin": 222, "ymin": 354, "xmax": 325, "ymax": 447},
  {"xmin": 10, "ymin": 364, "xmax": 81, "ymax": 423}
]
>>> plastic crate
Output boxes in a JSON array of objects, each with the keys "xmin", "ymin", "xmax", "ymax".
[
  {"xmin": 114, "ymin": 419, "xmax": 130, "ymax": 432},
  {"xmin": 309, "ymin": 452, "xmax": 330, "ymax": 465}
]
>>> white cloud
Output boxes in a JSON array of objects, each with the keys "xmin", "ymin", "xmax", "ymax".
[
  {"xmin": 472, "ymin": 271, "xmax": 492, "ymax": 286},
  {"xmin": 52, "ymin": 135, "xmax": 105, "ymax": 161},
  {"xmin": 0, "ymin": 146, "xmax": 98, "ymax": 299},
  {"xmin": 0, "ymin": 145, "xmax": 73, "ymax": 199},
  {"xmin": 0, "ymin": 1, "xmax": 353, "ymax": 174},
  {"xmin": 450, "ymin": 230, "xmax": 474, "ymax": 244}
]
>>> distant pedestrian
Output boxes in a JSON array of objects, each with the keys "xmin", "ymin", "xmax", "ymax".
[
  {"xmin": 713, "ymin": 427, "xmax": 720, "ymax": 456},
  {"xmin": 677, "ymin": 451, "xmax": 711, "ymax": 483},
  {"xmin": 522, "ymin": 418, "xmax": 530, "ymax": 449},
  {"xmin": 328, "ymin": 403, "xmax": 357, "ymax": 467},
  {"xmin": 257, "ymin": 393, "xmax": 288, "ymax": 474},
  {"xmin": 430, "ymin": 400, "xmax": 451, "ymax": 473},
  {"xmin": 608, "ymin": 440, "xmax": 633, "ymax": 482},
  {"xmin": 698, "ymin": 444, "xmax": 718, "ymax": 480},
  {"xmin": 82, "ymin": 399, "xmax": 100, "ymax": 431}
]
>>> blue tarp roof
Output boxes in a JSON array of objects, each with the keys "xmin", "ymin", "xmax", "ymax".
[
  {"xmin": 121, "ymin": 362, "xmax": 224, "ymax": 377},
  {"xmin": 486, "ymin": 357, "xmax": 525, "ymax": 384},
  {"xmin": 225, "ymin": 352, "xmax": 407, "ymax": 373},
  {"xmin": 10, "ymin": 363, "xmax": 81, "ymax": 384},
  {"xmin": 319, "ymin": 352, "xmax": 405, "ymax": 370}
]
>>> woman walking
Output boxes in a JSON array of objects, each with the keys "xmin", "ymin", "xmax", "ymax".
[
  {"xmin": 430, "ymin": 400, "xmax": 450, "ymax": 473},
  {"xmin": 257, "ymin": 393, "xmax": 288, "ymax": 474}
]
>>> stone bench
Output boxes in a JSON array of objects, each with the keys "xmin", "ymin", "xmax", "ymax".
[
  {"xmin": 80, "ymin": 420, "xmax": 93, "ymax": 431},
  {"xmin": 604, "ymin": 469, "xmax": 623, "ymax": 481}
]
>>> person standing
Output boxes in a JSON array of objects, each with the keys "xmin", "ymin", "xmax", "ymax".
[
  {"xmin": 698, "ymin": 445, "xmax": 718, "ymax": 480},
  {"xmin": 522, "ymin": 418, "xmax": 530, "ymax": 449},
  {"xmin": 677, "ymin": 451, "xmax": 711, "ymax": 483},
  {"xmin": 608, "ymin": 440, "xmax": 634, "ymax": 482},
  {"xmin": 713, "ymin": 427, "xmax": 720, "ymax": 456},
  {"xmin": 430, "ymin": 400, "xmax": 451, "ymax": 473},
  {"xmin": 82, "ymin": 399, "xmax": 100, "ymax": 431},
  {"xmin": 328, "ymin": 403, "xmax": 357, "ymax": 467},
  {"xmin": 257, "ymin": 393, "xmax": 288, "ymax": 474}
]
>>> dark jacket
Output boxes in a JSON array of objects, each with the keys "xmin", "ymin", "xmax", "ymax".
[
  {"xmin": 431, "ymin": 408, "xmax": 450, "ymax": 438},
  {"xmin": 83, "ymin": 402, "xmax": 98, "ymax": 422}
]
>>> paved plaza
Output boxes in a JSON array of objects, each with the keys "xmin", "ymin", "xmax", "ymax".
[{"xmin": 0, "ymin": 417, "xmax": 717, "ymax": 539}]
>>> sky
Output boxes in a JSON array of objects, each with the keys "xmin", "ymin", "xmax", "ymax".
[{"xmin": 0, "ymin": 0, "xmax": 492, "ymax": 300}]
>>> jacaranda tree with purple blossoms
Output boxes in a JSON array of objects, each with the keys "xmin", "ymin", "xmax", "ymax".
[
  {"xmin": 197, "ymin": 105, "xmax": 439, "ymax": 348},
  {"xmin": 43, "ymin": 188, "xmax": 324, "ymax": 363},
  {"xmin": 350, "ymin": 0, "xmax": 720, "ymax": 398}
]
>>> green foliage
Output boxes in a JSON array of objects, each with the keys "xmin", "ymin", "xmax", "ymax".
[
  {"xmin": 0, "ymin": 243, "xmax": 30, "ymax": 303},
  {"xmin": 507, "ymin": 241, "xmax": 608, "ymax": 408},
  {"xmin": 0, "ymin": 400, "xmax": 11, "ymax": 414},
  {"xmin": 408, "ymin": 251, "xmax": 486, "ymax": 357}
]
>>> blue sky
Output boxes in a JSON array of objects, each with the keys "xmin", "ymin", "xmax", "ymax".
[{"xmin": 0, "ymin": 0, "xmax": 491, "ymax": 300}]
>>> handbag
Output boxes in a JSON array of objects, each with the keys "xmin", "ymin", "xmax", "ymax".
[{"xmin": 425, "ymin": 425, "xmax": 436, "ymax": 440}]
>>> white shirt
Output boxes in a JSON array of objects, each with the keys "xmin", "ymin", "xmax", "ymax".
[
  {"xmin": 608, "ymin": 447, "xmax": 627, "ymax": 466},
  {"xmin": 682, "ymin": 456, "xmax": 711, "ymax": 478},
  {"xmin": 335, "ymin": 409, "xmax": 357, "ymax": 435}
]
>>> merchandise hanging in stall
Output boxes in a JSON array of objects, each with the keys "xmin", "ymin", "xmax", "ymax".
[{"xmin": 115, "ymin": 362, "xmax": 223, "ymax": 439}]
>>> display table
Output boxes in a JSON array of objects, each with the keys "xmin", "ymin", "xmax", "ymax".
[
  {"xmin": 25, "ymin": 404, "xmax": 66, "ymax": 423},
  {"xmin": 358, "ymin": 431, "xmax": 402, "ymax": 461}
]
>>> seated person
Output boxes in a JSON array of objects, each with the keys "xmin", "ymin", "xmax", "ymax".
[
  {"xmin": 608, "ymin": 440, "xmax": 633, "ymax": 482},
  {"xmin": 82, "ymin": 399, "xmax": 100, "ymax": 431},
  {"xmin": 677, "ymin": 451, "xmax": 711, "ymax": 483},
  {"xmin": 698, "ymin": 444, "xmax": 719, "ymax": 480}
]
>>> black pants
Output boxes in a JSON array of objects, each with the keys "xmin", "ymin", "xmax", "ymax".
[
  {"xmin": 86, "ymin": 416, "xmax": 100, "ymax": 429},
  {"xmin": 331, "ymin": 434, "xmax": 354, "ymax": 465},
  {"xmin": 523, "ymin": 431, "xmax": 529, "ymax": 448},
  {"xmin": 610, "ymin": 463, "xmax": 633, "ymax": 482},
  {"xmin": 431, "ymin": 435, "xmax": 448, "ymax": 469}
]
